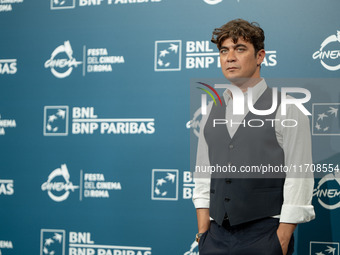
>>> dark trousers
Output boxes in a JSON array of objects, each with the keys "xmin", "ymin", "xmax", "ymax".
[{"xmin": 199, "ymin": 218, "xmax": 294, "ymax": 255}]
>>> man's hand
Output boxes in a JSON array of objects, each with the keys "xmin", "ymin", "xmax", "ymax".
[
  {"xmin": 196, "ymin": 208, "xmax": 210, "ymax": 242},
  {"xmin": 276, "ymin": 223, "xmax": 296, "ymax": 255}
]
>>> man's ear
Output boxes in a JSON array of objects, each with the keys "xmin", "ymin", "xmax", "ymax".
[{"xmin": 256, "ymin": 49, "xmax": 266, "ymax": 66}]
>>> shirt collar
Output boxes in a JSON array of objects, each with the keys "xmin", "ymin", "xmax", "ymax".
[{"xmin": 223, "ymin": 78, "xmax": 268, "ymax": 105}]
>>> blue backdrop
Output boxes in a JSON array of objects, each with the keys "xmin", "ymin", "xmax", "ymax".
[{"xmin": 0, "ymin": 0, "xmax": 340, "ymax": 254}]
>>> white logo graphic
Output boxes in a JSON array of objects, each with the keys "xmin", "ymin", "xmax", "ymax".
[
  {"xmin": 203, "ymin": 0, "xmax": 222, "ymax": 4},
  {"xmin": 0, "ymin": 240, "xmax": 13, "ymax": 255},
  {"xmin": 151, "ymin": 169, "xmax": 178, "ymax": 200},
  {"xmin": 0, "ymin": 114, "xmax": 16, "ymax": 136},
  {"xmin": 151, "ymin": 170, "xmax": 194, "ymax": 200},
  {"xmin": 186, "ymin": 41, "xmax": 219, "ymax": 69},
  {"xmin": 262, "ymin": 51, "xmax": 277, "ymax": 67},
  {"xmin": 41, "ymin": 164, "xmax": 122, "ymax": 201},
  {"xmin": 81, "ymin": 172, "xmax": 122, "ymax": 200},
  {"xmin": 187, "ymin": 85, "xmax": 307, "ymax": 135},
  {"xmin": 313, "ymin": 31, "xmax": 340, "ymax": 71},
  {"xmin": 0, "ymin": 180, "xmax": 14, "ymax": 196},
  {"xmin": 40, "ymin": 229, "xmax": 65, "ymax": 255},
  {"xmin": 310, "ymin": 242, "xmax": 339, "ymax": 255},
  {"xmin": 0, "ymin": 59, "xmax": 17, "ymax": 74},
  {"xmin": 314, "ymin": 173, "xmax": 340, "ymax": 210},
  {"xmin": 52, "ymin": 0, "xmax": 161, "ymax": 8},
  {"xmin": 184, "ymin": 241, "xmax": 199, "ymax": 255},
  {"xmin": 41, "ymin": 164, "xmax": 79, "ymax": 202},
  {"xmin": 45, "ymin": 44, "xmax": 124, "ymax": 75},
  {"xmin": 51, "ymin": 0, "xmax": 75, "ymax": 10},
  {"xmin": 69, "ymin": 231, "xmax": 152, "ymax": 254},
  {"xmin": 44, "ymin": 106, "xmax": 155, "ymax": 136},
  {"xmin": 44, "ymin": 41, "xmax": 82, "ymax": 78},
  {"xmin": 183, "ymin": 171, "xmax": 195, "ymax": 199},
  {"xmin": 186, "ymin": 41, "xmax": 276, "ymax": 69},
  {"xmin": 85, "ymin": 48, "xmax": 124, "ymax": 75},
  {"xmin": 312, "ymin": 103, "xmax": 340, "ymax": 136},
  {"xmin": 44, "ymin": 106, "xmax": 69, "ymax": 136},
  {"xmin": 154, "ymin": 40, "xmax": 181, "ymax": 71},
  {"xmin": 211, "ymin": 85, "xmax": 311, "ymax": 116},
  {"xmin": 72, "ymin": 107, "xmax": 155, "ymax": 135},
  {"xmin": 203, "ymin": 0, "xmax": 244, "ymax": 5},
  {"xmin": 0, "ymin": 0, "xmax": 23, "ymax": 12},
  {"xmin": 187, "ymin": 104, "xmax": 206, "ymax": 138},
  {"xmin": 156, "ymin": 40, "xmax": 276, "ymax": 71}
]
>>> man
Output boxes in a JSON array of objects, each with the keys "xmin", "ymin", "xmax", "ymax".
[{"xmin": 192, "ymin": 19, "xmax": 315, "ymax": 255}]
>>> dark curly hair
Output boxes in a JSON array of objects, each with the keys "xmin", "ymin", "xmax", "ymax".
[{"xmin": 211, "ymin": 19, "xmax": 265, "ymax": 55}]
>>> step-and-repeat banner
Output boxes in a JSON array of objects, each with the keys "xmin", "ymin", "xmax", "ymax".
[{"xmin": 0, "ymin": 0, "xmax": 339, "ymax": 254}]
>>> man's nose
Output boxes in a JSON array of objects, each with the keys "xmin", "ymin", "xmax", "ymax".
[{"xmin": 227, "ymin": 50, "xmax": 236, "ymax": 62}]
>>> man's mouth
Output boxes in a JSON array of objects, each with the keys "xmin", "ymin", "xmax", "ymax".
[{"xmin": 227, "ymin": 67, "xmax": 238, "ymax": 71}]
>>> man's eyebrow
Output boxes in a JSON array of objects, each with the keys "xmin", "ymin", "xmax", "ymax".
[
  {"xmin": 219, "ymin": 44, "xmax": 248, "ymax": 50},
  {"xmin": 234, "ymin": 44, "xmax": 247, "ymax": 48}
]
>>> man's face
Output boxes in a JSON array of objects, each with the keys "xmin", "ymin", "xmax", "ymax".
[{"xmin": 219, "ymin": 37, "xmax": 265, "ymax": 85}]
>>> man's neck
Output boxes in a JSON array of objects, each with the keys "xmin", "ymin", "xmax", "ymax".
[{"xmin": 231, "ymin": 77, "xmax": 262, "ymax": 92}]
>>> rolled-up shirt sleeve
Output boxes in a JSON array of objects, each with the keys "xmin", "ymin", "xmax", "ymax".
[
  {"xmin": 192, "ymin": 103, "xmax": 212, "ymax": 209},
  {"xmin": 276, "ymin": 100, "xmax": 316, "ymax": 223}
]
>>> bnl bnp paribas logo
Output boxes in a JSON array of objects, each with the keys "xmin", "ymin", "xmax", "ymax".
[
  {"xmin": 43, "ymin": 106, "xmax": 155, "ymax": 136},
  {"xmin": 310, "ymin": 242, "xmax": 339, "ymax": 255},
  {"xmin": 151, "ymin": 169, "xmax": 195, "ymax": 201},
  {"xmin": 0, "ymin": 179, "xmax": 14, "ymax": 196},
  {"xmin": 40, "ymin": 229, "xmax": 65, "ymax": 255},
  {"xmin": 51, "ymin": 0, "xmax": 75, "ymax": 9},
  {"xmin": 41, "ymin": 230, "xmax": 152, "ymax": 255},
  {"xmin": 154, "ymin": 40, "xmax": 277, "ymax": 71},
  {"xmin": 0, "ymin": 59, "xmax": 17, "ymax": 75},
  {"xmin": 313, "ymin": 31, "xmax": 340, "ymax": 71},
  {"xmin": 312, "ymin": 103, "xmax": 340, "ymax": 136},
  {"xmin": 44, "ymin": 106, "xmax": 69, "ymax": 136},
  {"xmin": 50, "ymin": 0, "xmax": 161, "ymax": 10}
]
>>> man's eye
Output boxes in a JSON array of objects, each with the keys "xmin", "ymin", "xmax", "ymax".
[
  {"xmin": 220, "ymin": 50, "xmax": 228, "ymax": 54},
  {"xmin": 237, "ymin": 48, "xmax": 245, "ymax": 52}
]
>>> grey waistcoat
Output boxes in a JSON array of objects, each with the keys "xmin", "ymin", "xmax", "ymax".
[{"xmin": 204, "ymin": 87, "xmax": 285, "ymax": 226}]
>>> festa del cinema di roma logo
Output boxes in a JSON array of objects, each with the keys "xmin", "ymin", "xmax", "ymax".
[
  {"xmin": 313, "ymin": 31, "xmax": 340, "ymax": 71},
  {"xmin": 314, "ymin": 172, "xmax": 340, "ymax": 210},
  {"xmin": 44, "ymin": 40, "xmax": 82, "ymax": 78},
  {"xmin": 203, "ymin": 0, "xmax": 223, "ymax": 4},
  {"xmin": 41, "ymin": 164, "xmax": 79, "ymax": 202}
]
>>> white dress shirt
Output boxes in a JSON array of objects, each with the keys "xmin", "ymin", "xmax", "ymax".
[{"xmin": 193, "ymin": 79, "xmax": 315, "ymax": 223}]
